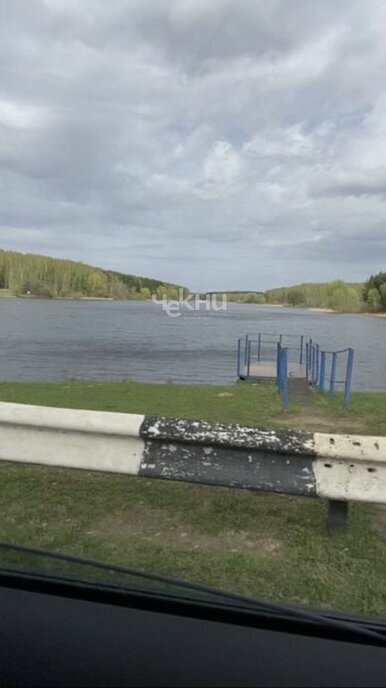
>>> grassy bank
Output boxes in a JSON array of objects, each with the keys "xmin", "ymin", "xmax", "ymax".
[
  {"xmin": 0, "ymin": 380, "xmax": 385, "ymax": 617},
  {"xmin": 0, "ymin": 380, "xmax": 385, "ymax": 435}
]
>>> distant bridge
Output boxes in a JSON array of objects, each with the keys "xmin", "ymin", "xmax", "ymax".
[{"xmin": 204, "ymin": 290, "xmax": 265, "ymax": 297}]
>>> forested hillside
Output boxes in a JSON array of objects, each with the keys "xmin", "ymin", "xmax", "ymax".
[
  {"xmin": 265, "ymin": 281, "xmax": 364, "ymax": 312},
  {"xmin": 221, "ymin": 281, "xmax": 363, "ymax": 312},
  {"xmin": 0, "ymin": 250, "xmax": 184, "ymax": 300},
  {"xmin": 223, "ymin": 275, "xmax": 386, "ymax": 313},
  {"xmin": 2, "ymin": 249, "xmax": 384, "ymax": 313}
]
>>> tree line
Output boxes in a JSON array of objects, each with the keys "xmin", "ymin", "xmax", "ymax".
[
  {"xmin": 265, "ymin": 281, "xmax": 363, "ymax": 312},
  {"xmin": 222, "ymin": 273, "xmax": 386, "ymax": 313},
  {"xmin": 0, "ymin": 250, "xmax": 184, "ymax": 300},
  {"xmin": 1, "ymin": 248, "xmax": 384, "ymax": 313}
]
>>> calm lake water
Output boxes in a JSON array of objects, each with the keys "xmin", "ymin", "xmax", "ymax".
[{"xmin": 0, "ymin": 299, "xmax": 385, "ymax": 391}]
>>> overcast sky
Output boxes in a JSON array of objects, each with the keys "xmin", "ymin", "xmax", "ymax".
[{"xmin": 1, "ymin": 0, "xmax": 386, "ymax": 290}]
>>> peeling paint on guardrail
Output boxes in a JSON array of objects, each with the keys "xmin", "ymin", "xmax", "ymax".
[{"xmin": 0, "ymin": 402, "xmax": 385, "ymax": 514}]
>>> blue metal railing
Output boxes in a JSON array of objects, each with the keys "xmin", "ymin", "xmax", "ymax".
[
  {"xmin": 277, "ymin": 344, "xmax": 289, "ymax": 410},
  {"xmin": 306, "ymin": 342, "xmax": 354, "ymax": 407},
  {"xmin": 237, "ymin": 333, "xmax": 309, "ymax": 371},
  {"xmin": 237, "ymin": 332, "xmax": 355, "ymax": 408},
  {"xmin": 237, "ymin": 333, "xmax": 298, "ymax": 410}
]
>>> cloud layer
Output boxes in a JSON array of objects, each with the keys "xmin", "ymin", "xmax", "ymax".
[{"xmin": 1, "ymin": 0, "xmax": 386, "ymax": 289}]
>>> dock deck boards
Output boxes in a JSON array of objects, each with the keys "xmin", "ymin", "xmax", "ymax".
[{"xmin": 240, "ymin": 361, "xmax": 305, "ymax": 379}]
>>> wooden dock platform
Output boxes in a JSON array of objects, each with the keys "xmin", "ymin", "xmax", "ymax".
[{"xmin": 240, "ymin": 361, "xmax": 305, "ymax": 380}]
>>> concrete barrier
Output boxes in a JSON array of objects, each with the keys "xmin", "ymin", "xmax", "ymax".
[{"xmin": 0, "ymin": 401, "xmax": 385, "ymax": 532}]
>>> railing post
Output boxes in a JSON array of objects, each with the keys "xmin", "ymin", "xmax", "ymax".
[
  {"xmin": 276, "ymin": 342, "xmax": 280, "ymax": 384},
  {"xmin": 305, "ymin": 342, "xmax": 309, "ymax": 380},
  {"xmin": 282, "ymin": 348, "xmax": 289, "ymax": 410},
  {"xmin": 299, "ymin": 335, "xmax": 304, "ymax": 365},
  {"xmin": 279, "ymin": 347, "xmax": 283, "ymax": 394},
  {"xmin": 311, "ymin": 345, "xmax": 315, "ymax": 386},
  {"xmin": 329, "ymin": 352, "xmax": 337, "ymax": 399},
  {"xmin": 257, "ymin": 333, "xmax": 261, "ymax": 362},
  {"xmin": 343, "ymin": 348, "xmax": 354, "ymax": 408},
  {"xmin": 314, "ymin": 344, "xmax": 320, "ymax": 385},
  {"xmin": 276, "ymin": 345, "xmax": 289, "ymax": 410},
  {"xmin": 244, "ymin": 334, "xmax": 249, "ymax": 365},
  {"xmin": 246, "ymin": 339, "xmax": 251, "ymax": 379},
  {"xmin": 237, "ymin": 338, "xmax": 241, "ymax": 378},
  {"xmin": 319, "ymin": 351, "xmax": 326, "ymax": 391}
]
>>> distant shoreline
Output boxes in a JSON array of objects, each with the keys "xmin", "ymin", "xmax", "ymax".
[
  {"xmin": 229, "ymin": 301, "xmax": 386, "ymax": 317},
  {"xmin": 2, "ymin": 293, "xmax": 386, "ymax": 317},
  {"xmin": 18, "ymin": 295, "xmax": 115, "ymax": 302},
  {"xmin": 307, "ymin": 307, "xmax": 335, "ymax": 313}
]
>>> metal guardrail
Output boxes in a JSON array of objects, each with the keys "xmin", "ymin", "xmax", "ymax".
[{"xmin": 0, "ymin": 401, "xmax": 385, "ymax": 535}]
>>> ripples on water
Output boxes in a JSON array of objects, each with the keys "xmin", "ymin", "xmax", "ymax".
[{"xmin": 0, "ymin": 300, "xmax": 385, "ymax": 391}]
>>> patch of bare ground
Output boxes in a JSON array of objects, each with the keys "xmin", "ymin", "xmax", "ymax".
[
  {"xmin": 280, "ymin": 414, "xmax": 368, "ymax": 434},
  {"xmin": 87, "ymin": 504, "xmax": 283, "ymax": 558}
]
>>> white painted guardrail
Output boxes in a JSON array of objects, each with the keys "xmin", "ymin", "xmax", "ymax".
[{"xmin": 0, "ymin": 401, "xmax": 385, "ymax": 532}]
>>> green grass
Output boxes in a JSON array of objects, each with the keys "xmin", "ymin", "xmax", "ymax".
[
  {"xmin": 303, "ymin": 390, "xmax": 386, "ymax": 435},
  {"xmin": 0, "ymin": 380, "xmax": 385, "ymax": 617},
  {"xmin": 0, "ymin": 380, "xmax": 385, "ymax": 434},
  {"xmin": 0, "ymin": 462, "xmax": 385, "ymax": 617},
  {"xmin": 0, "ymin": 380, "xmax": 282, "ymax": 427},
  {"xmin": 0, "ymin": 288, "xmax": 13, "ymax": 298}
]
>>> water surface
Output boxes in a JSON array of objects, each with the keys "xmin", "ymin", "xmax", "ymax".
[{"xmin": 0, "ymin": 300, "xmax": 384, "ymax": 391}]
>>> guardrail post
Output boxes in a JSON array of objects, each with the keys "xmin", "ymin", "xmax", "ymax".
[
  {"xmin": 329, "ymin": 352, "xmax": 337, "ymax": 399},
  {"xmin": 237, "ymin": 338, "xmax": 241, "ymax": 378},
  {"xmin": 327, "ymin": 500, "xmax": 348, "ymax": 535},
  {"xmin": 257, "ymin": 333, "xmax": 261, "ymax": 362},
  {"xmin": 343, "ymin": 348, "xmax": 354, "ymax": 408},
  {"xmin": 319, "ymin": 351, "xmax": 326, "ymax": 390},
  {"xmin": 299, "ymin": 335, "xmax": 304, "ymax": 365}
]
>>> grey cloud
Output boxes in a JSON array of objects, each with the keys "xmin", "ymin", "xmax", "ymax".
[
  {"xmin": 0, "ymin": 0, "xmax": 386, "ymax": 289},
  {"xmin": 133, "ymin": 0, "xmax": 353, "ymax": 70},
  {"xmin": 317, "ymin": 169, "xmax": 386, "ymax": 198}
]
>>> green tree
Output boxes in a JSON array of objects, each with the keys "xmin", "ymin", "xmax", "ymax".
[
  {"xmin": 328, "ymin": 285, "xmax": 360, "ymax": 312},
  {"xmin": 87, "ymin": 271, "xmax": 108, "ymax": 297},
  {"xmin": 287, "ymin": 288, "xmax": 305, "ymax": 306},
  {"xmin": 380, "ymin": 283, "xmax": 386, "ymax": 310},
  {"xmin": 363, "ymin": 272, "xmax": 386, "ymax": 312},
  {"xmin": 367, "ymin": 288, "xmax": 382, "ymax": 312}
]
